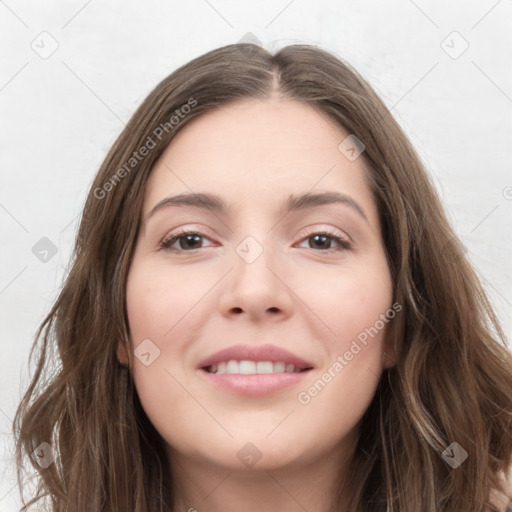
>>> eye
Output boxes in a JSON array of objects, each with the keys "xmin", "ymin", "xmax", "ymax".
[
  {"xmin": 296, "ymin": 231, "xmax": 351, "ymax": 252},
  {"xmin": 159, "ymin": 229, "xmax": 351, "ymax": 253},
  {"xmin": 160, "ymin": 230, "xmax": 215, "ymax": 252}
]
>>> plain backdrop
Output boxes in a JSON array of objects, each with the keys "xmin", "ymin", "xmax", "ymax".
[{"xmin": 1, "ymin": 0, "xmax": 511, "ymax": 509}]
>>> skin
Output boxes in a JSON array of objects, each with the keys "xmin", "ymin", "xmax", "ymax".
[{"xmin": 118, "ymin": 97, "xmax": 396, "ymax": 511}]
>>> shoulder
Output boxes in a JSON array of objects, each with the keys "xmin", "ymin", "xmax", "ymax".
[{"xmin": 490, "ymin": 463, "xmax": 512, "ymax": 512}]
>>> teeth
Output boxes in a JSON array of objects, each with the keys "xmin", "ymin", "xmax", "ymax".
[
  {"xmin": 256, "ymin": 361, "xmax": 273, "ymax": 374},
  {"xmin": 226, "ymin": 360, "xmax": 238, "ymax": 373},
  {"xmin": 274, "ymin": 361, "xmax": 285, "ymax": 372},
  {"xmin": 239, "ymin": 360, "xmax": 256, "ymax": 374},
  {"xmin": 207, "ymin": 360, "xmax": 304, "ymax": 375}
]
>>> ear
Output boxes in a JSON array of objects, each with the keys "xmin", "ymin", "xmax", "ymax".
[
  {"xmin": 116, "ymin": 341, "xmax": 130, "ymax": 367},
  {"xmin": 382, "ymin": 334, "xmax": 397, "ymax": 370},
  {"xmin": 383, "ymin": 350, "xmax": 396, "ymax": 370}
]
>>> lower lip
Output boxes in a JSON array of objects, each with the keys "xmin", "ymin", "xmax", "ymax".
[{"xmin": 199, "ymin": 369, "xmax": 312, "ymax": 396}]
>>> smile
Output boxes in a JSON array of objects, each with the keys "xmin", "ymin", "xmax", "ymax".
[
  {"xmin": 204, "ymin": 360, "xmax": 308, "ymax": 374},
  {"xmin": 197, "ymin": 344, "xmax": 314, "ymax": 396}
]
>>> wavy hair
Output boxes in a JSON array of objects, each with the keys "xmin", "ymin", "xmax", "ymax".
[{"xmin": 13, "ymin": 42, "xmax": 512, "ymax": 511}]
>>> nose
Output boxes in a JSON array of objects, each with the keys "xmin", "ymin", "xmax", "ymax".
[{"xmin": 218, "ymin": 236, "xmax": 294, "ymax": 323}]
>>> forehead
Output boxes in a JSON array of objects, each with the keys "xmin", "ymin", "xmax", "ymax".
[
  {"xmin": 143, "ymin": 98, "xmax": 378, "ymax": 226},
  {"xmin": 156, "ymin": 97, "xmax": 347, "ymax": 168}
]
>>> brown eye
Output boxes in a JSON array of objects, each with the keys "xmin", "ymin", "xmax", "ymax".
[
  {"xmin": 297, "ymin": 232, "xmax": 351, "ymax": 252},
  {"xmin": 160, "ymin": 231, "xmax": 213, "ymax": 251}
]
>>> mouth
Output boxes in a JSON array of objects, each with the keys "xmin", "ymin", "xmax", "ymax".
[
  {"xmin": 197, "ymin": 344, "xmax": 314, "ymax": 396},
  {"xmin": 202, "ymin": 360, "xmax": 311, "ymax": 374}
]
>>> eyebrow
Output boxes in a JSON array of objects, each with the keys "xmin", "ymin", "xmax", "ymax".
[{"xmin": 147, "ymin": 191, "xmax": 369, "ymax": 223}]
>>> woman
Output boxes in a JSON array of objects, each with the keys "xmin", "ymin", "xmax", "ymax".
[{"xmin": 13, "ymin": 42, "xmax": 512, "ymax": 511}]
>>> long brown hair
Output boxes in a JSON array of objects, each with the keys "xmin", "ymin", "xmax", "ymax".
[{"xmin": 13, "ymin": 42, "xmax": 512, "ymax": 512}]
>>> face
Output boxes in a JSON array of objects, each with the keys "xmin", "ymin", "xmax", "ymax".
[{"xmin": 120, "ymin": 97, "xmax": 395, "ymax": 474}]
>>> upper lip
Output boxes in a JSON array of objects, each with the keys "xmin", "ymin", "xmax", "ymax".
[{"xmin": 197, "ymin": 344, "xmax": 314, "ymax": 370}]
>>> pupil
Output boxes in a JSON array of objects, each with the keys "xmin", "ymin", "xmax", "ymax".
[
  {"xmin": 311, "ymin": 234, "xmax": 329, "ymax": 249},
  {"xmin": 181, "ymin": 234, "xmax": 201, "ymax": 249}
]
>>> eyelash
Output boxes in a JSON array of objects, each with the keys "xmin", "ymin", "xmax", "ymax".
[{"xmin": 159, "ymin": 229, "xmax": 352, "ymax": 253}]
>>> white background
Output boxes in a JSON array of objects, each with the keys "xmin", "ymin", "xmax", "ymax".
[{"xmin": 1, "ymin": 1, "xmax": 511, "ymax": 509}]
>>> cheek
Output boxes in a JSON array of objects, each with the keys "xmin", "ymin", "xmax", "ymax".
[
  {"xmin": 124, "ymin": 263, "xmax": 196, "ymax": 391},
  {"xmin": 300, "ymin": 256, "xmax": 393, "ymax": 351},
  {"xmin": 125, "ymin": 263, "xmax": 202, "ymax": 441},
  {"xmin": 295, "ymin": 258, "xmax": 394, "ymax": 426},
  {"xmin": 125, "ymin": 261, "xmax": 207, "ymax": 344}
]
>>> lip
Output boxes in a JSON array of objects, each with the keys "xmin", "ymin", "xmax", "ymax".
[
  {"xmin": 199, "ymin": 371, "xmax": 312, "ymax": 396},
  {"xmin": 197, "ymin": 344, "xmax": 314, "ymax": 397}
]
